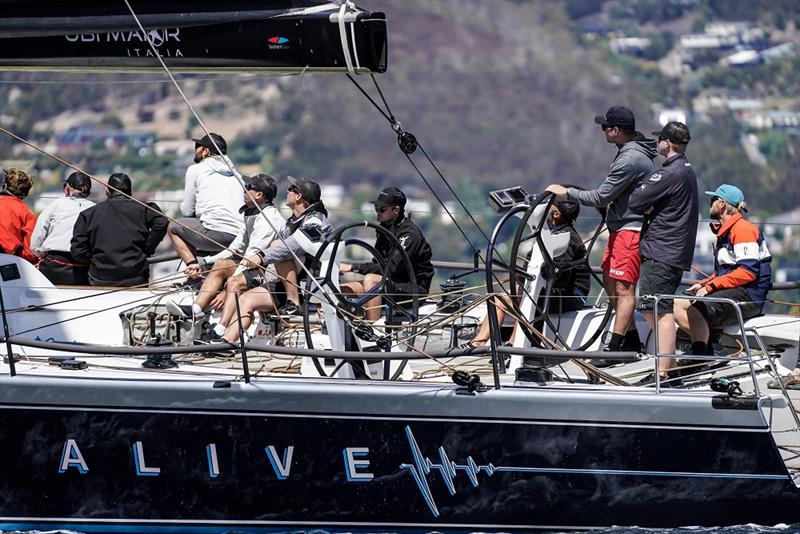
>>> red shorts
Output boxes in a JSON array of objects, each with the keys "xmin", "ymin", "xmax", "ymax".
[{"xmin": 601, "ymin": 229, "xmax": 641, "ymax": 284}]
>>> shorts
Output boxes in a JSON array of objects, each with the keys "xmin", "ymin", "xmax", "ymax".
[
  {"xmin": 692, "ymin": 287, "xmax": 762, "ymax": 329},
  {"xmin": 242, "ymin": 265, "xmax": 278, "ymax": 290},
  {"xmin": 601, "ymin": 229, "xmax": 641, "ymax": 284},
  {"xmin": 638, "ymin": 258, "xmax": 683, "ymax": 315},
  {"xmin": 172, "ymin": 217, "xmax": 236, "ymax": 254}
]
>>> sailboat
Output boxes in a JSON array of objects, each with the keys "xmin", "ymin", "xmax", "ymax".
[{"xmin": 0, "ymin": 1, "xmax": 798, "ymax": 531}]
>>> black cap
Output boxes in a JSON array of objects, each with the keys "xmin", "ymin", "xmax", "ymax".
[
  {"xmin": 65, "ymin": 171, "xmax": 92, "ymax": 195},
  {"xmin": 371, "ymin": 186, "xmax": 407, "ymax": 208},
  {"xmin": 245, "ymin": 173, "xmax": 277, "ymax": 201},
  {"xmin": 192, "ymin": 132, "xmax": 227, "ymax": 155},
  {"xmin": 594, "ymin": 106, "xmax": 636, "ymax": 130},
  {"xmin": 107, "ymin": 172, "xmax": 132, "ymax": 195},
  {"xmin": 553, "ymin": 197, "xmax": 581, "ymax": 223},
  {"xmin": 288, "ymin": 176, "xmax": 321, "ymax": 204},
  {"xmin": 652, "ymin": 121, "xmax": 691, "ymax": 144}
]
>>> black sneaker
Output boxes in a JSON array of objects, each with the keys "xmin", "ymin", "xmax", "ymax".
[
  {"xmin": 199, "ymin": 327, "xmax": 224, "ymax": 344},
  {"xmin": 592, "ymin": 344, "xmax": 627, "ymax": 368},
  {"xmin": 278, "ymin": 301, "xmax": 300, "ymax": 316},
  {"xmin": 591, "ymin": 358, "xmax": 627, "ymax": 368},
  {"xmin": 635, "ymin": 373, "xmax": 683, "ymax": 388}
]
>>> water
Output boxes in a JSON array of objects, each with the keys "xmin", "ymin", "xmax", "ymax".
[{"xmin": 3, "ymin": 527, "xmax": 800, "ymax": 534}]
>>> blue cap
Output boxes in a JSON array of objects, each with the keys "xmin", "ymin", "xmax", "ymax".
[{"xmin": 705, "ymin": 184, "xmax": 744, "ymax": 206}]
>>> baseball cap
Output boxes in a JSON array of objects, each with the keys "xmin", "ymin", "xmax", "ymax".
[
  {"xmin": 288, "ymin": 176, "xmax": 321, "ymax": 203},
  {"xmin": 705, "ymin": 184, "xmax": 744, "ymax": 207},
  {"xmin": 594, "ymin": 106, "xmax": 636, "ymax": 130},
  {"xmin": 553, "ymin": 197, "xmax": 581, "ymax": 222},
  {"xmin": 371, "ymin": 186, "xmax": 407, "ymax": 208},
  {"xmin": 245, "ymin": 173, "xmax": 277, "ymax": 200},
  {"xmin": 652, "ymin": 121, "xmax": 691, "ymax": 144},
  {"xmin": 192, "ymin": 132, "xmax": 227, "ymax": 155}
]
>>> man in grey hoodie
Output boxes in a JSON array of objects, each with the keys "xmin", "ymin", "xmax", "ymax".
[
  {"xmin": 546, "ymin": 106, "xmax": 657, "ymax": 362},
  {"xmin": 168, "ymin": 132, "xmax": 245, "ymax": 277}
]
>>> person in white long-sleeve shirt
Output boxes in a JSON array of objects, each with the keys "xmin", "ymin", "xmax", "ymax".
[
  {"xmin": 166, "ymin": 174, "xmax": 285, "ymax": 324},
  {"xmin": 168, "ymin": 132, "xmax": 245, "ymax": 275},
  {"xmin": 31, "ymin": 172, "xmax": 94, "ymax": 285}
]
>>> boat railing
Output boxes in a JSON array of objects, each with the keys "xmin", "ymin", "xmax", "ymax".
[{"xmin": 651, "ymin": 294, "xmax": 763, "ymax": 396}]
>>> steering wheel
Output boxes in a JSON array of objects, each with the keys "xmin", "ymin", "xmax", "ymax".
[{"xmin": 301, "ymin": 222, "xmax": 419, "ymax": 380}]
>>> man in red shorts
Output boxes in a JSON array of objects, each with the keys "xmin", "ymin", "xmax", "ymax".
[{"xmin": 546, "ymin": 106, "xmax": 657, "ymax": 364}]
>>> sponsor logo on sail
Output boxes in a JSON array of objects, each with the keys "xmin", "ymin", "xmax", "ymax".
[{"xmin": 267, "ymin": 36, "xmax": 290, "ymax": 50}]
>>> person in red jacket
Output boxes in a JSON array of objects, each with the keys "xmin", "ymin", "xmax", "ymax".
[{"xmin": 0, "ymin": 168, "xmax": 37, "ymax": 263}]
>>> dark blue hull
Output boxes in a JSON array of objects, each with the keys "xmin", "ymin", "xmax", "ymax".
[{"xmin": 0, "ymin": 397, "xmax": 798, "ymax": 532}]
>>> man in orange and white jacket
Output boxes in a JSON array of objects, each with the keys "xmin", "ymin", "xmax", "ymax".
[{"xmin": 674, "ymin": 184, "xmax": 771, "ymax": 356}]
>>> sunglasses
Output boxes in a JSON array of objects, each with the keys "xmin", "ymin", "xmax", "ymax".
[
  {"xmin": 601, "ymin": 124, "xmax": 616, "ymax": 132},
  {"xmin": 287, "ymin": 186, "xmax": 300, "ymax": 194},
  {"xmin": 244, "ymin": 183, "xmax": 261, "ymax": 192}
]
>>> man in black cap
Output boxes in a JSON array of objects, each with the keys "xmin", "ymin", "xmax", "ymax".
[
  {"xmin": 628, "ymin": 121, "xmax": 698, "ymax": 386},
  {"xmin": 340, "ymin": 186, "xmax": 434, "ymax": 321},
  {"xmin": 31, "ymin": 171, "xmax": 95, "ymax": 285},
  {"xmin": 169, "ymin": 131, "xmax": 245, "ymax": 278},
  {"xmin": 203, "ymin": 175, "xmax": 330, "ymax": 340},
  {"xmin": 545, "ymin": 105, "xmax": 657, "ymax": 363},
  {"xmin": 71, "ymin": 173, "xmax": 168, "ymax": 286},
  {"xmin": 166, "ymin": 173, "xmax": 285, "ymax": 323}
]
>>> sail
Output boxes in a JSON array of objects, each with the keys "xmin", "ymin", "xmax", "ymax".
[{"xmin": 0, "ymin": 1, "xmax": 386, "ymax": 73}]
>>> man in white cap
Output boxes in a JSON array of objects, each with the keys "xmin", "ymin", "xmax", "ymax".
[{"xmin": 168, "ymin": 132, "xmax": 244, "ymax": 277}]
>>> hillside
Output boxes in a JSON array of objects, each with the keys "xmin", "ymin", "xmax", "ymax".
[{"xmin": 0, "ymin": 0, "xmax": 797, "ymax": 215}]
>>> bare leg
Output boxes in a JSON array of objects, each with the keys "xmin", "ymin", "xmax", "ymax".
[
  {"xmin": 613, "ymin": 279, "xmax": 636, "ymax": 336},
  {"xmin": 686, "ymin": 305, "xmax": 710, "ymax": 344},
  {"xmin": 643, "ymin": 310, "xmax": 677, "ymax": 374},
  {"xmin": 223, "ymin": 287, "xmax": 275, "ymax": 343},
  {"xmin": 362, "ymin": 273, "xmax": 384, "ymax": 321},
  {"xmin": 275, "ymin": 260, "xmax": 299, "ymax": 305},
  {"xmin": 472, "ymin": 294, "xmax": 511, "ymax": 346},
  {"xmin": 168, "ymin": 223, "xmax": 197, "ymax": 266},
  {"xmin": 195, "ymin": 259, "xmax": 236, "ymax": 310},
  {"xmin": 218, "ymin": 273, "xmax": 248, "ymax": 328},
  {"xmin": 673, "ymin": 298, "xmax": 691, "ymax": 335}
]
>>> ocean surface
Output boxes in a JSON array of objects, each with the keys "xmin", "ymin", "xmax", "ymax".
[{"xmin": 3, "ymin": 527, "xmax": 800, "ymax": 534}]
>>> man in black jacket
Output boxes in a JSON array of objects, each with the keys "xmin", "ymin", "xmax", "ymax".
[
  {"xmin": 340, "ymin": 187, "xmax": 434, "ymax": 321},
  {"xmin": 628, "ymin": 122, "xmax": 699, "ymax": 385},
  {"xmin": 547, "ymin": 198, "xmax": 591, "ymax": 313},
  {"xmin": 71, "ymin": 173, "xmax": 168, "ymax": 286}
]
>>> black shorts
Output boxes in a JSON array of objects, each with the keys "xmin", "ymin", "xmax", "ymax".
[
  {"xmin": 172, "ymin": 217, "xmax": 235, "ymax": 254},
  {"xmin": 638, "ymin": 258, "xmax": 683, "ymax": 315},
  {"xmin": 692, "ymin": 287, "xmax": 762, "ymax": 329}
]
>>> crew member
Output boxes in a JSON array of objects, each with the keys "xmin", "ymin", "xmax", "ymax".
[
  {"xmin": 0, "ymin": 168, "xmax": 37, "ymax": 263},
  {"xmin": 340, "ymin": 186, "xmax": 434, "ymax": 322},
  {"xmin": 169, "ymin": 132, "xmax": 244, "ymax": 275},
  {"xmin": 31, "ymin": 171, "xmax": 95, "ymax": 285},
  {"xmin": 546, "ymin": 105, "xmax": 657, "ymax": 356},
  {"xmin": 71, "ymin": 173, "xmax": 168, "ymax": 287},
  {"xmin": 627, "ymin": 122, "xmax": 698, "ymax": 385},
  {"xmin": 673, "ymin": 184, "xmax": 771, "ymax": 360},
  {"xmin": 213, "ymin": 176, "xmax": 330, "ymax": 343},
  {"xmin": 166, "ymin": 174, "xmax": 285, "ymax": 324}
]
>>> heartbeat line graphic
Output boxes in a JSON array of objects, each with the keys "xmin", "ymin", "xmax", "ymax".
[
  {"xmin": 399, "ymin": 425, "xmax": 497, "ymax": 517},
  {"xmin": 398, "ymin": 425, "xmax": 788, "ymax": 518}
]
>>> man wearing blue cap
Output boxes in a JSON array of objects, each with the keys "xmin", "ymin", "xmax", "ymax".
[{"xmin": 673, "ymin": 183, "xmax": 772, "ymax": 359}]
